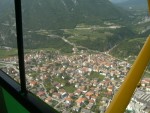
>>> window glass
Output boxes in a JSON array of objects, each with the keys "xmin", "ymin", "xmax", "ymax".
[
  {"xmin": 1, "ymin": 0, "xmax": 149, "ymax": 112},
  {"xmin": 21, "ymin": 0, "xmax": 149, "ymax": 112},
  {"xmin": 0, "ymin": 0, "xmax": 19, "ymax": 83}
]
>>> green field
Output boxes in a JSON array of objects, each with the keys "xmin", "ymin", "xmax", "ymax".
[
  {"xmin": 64, "ymin": 85, "xmax": 76, "ymax": 93},
  {"xmin": 0, "ymin": 49, "xmax": 18, "ymax": 58},
  {"xmin": 88, "ymin": 71, "xmax": 105, "ymax": 81}
]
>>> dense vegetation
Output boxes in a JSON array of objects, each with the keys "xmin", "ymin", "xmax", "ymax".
[{"xmin": 66, "ymin": 27, "xmax": 135, "ymax": 52}]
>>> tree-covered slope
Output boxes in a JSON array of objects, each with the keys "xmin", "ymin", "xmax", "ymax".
[
  {"xmin": 0, "ymin": 0, "xmax": 130, "ymax": 30},
  {"xmin": 110, "ymin": 38, "xmax": 145, "ymax": 58}
]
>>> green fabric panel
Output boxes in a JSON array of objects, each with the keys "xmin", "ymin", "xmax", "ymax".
[
  {"xmin": 0, "ymin": 86, "xmax": 8, "ymax": 113},
  {"xmin": 2, "ymin": 88, "xmax": 30, "ymax": 113}
]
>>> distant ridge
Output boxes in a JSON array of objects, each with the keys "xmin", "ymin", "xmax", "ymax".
[
  {"xmin": 116, "ymin": 0, "xmax": 147, "ymax": 10},
  {"xmin": 110, "ymin": 0, "xmax": 128, "ymax": 4}
]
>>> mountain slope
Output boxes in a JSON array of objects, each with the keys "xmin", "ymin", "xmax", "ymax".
[
  {"xmin": 1, "ymin": 0, "xmax": 129, "ymax": 30},
  {"xmin": 22, "ymin": 0, "xmax": 128, "ymax": 30},
  {"xmin": 110, "ymin": 38, "xmax": 145, "ymax": 58},
  {"xmin": 0, "ymin": 0, "xmax": 12, "ymax": 14}
]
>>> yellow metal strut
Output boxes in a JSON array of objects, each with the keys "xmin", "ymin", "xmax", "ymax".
[
  {"xmin": 148, "ymin": 0, "xmax": 150, "ymax": 14},
  {"xmin": 105, "ymin": 36, "xmax": 150, "ymax": 113}
]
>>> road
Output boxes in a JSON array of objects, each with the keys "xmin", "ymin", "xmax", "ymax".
[
  {"xmin": 40, "ymin": 82, "xmax": 60, "ymax": 102},
  {"xmin": 62, "ymin": 37, "xmax": 103, "ymax": 54},
  {"xmin": 54, "ymin": 99, "xmax": 65, "ymax": 109}
]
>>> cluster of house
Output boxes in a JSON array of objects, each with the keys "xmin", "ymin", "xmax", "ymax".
[{"xmin": 1, "ymin": 50, "xmax": 150, "ymax": 112}]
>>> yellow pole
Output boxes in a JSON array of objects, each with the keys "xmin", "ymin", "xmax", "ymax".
[
  {"xmin": 148, "ymin": 0, "xmax": 150, "ymax": 15},
  {"xmin": 105, "ymin": 36, "xmax": 150, "ymax": 113}
]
